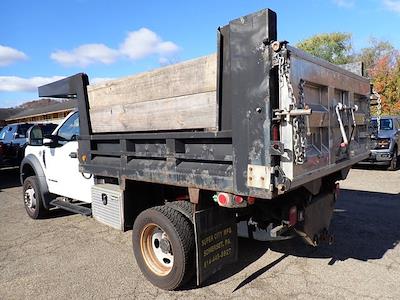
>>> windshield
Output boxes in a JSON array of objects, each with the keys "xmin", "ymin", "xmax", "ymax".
[
  {"xmin": 0, "ymin": 127, "xmax": 6, "ymax": 140},
  {"xmin": 371, "ymin": 118, "xmax": 394, "ymax": 130}
]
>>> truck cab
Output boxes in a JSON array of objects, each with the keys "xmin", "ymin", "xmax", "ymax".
[
  {"xmin": 361, "ymin": 116, "xmax": 400, "ymax": 170},
  {"xmin": 21, "ymin": 111, "xmax": 93, "ymax": 218}
]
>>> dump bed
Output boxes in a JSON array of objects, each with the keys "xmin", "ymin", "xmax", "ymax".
[
  {"xmin": 38, "ymin": 9, "xmax": 371, "ymax": 199},
  {"xmin": 87, "ymin": 54, "xmax": 218, "ymax": 132}
]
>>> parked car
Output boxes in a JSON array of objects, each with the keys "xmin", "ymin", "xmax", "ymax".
[
  {"xmin": 361, "ymin": 116, "xmax": 400, "ymax": 170},
  {"xmin": 0, "ymin": 123, "xmax": 57, "ymax": 168}
]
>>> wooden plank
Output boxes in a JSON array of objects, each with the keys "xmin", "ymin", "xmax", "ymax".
[
  {"xmin": 89, "ymin": 91, "xmax": 217, "ymax": 132},
  {"xmin": 87, "ymin": 54, "xmax": 217, "ymax": 109}
]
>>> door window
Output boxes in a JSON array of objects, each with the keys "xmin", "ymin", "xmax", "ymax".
[
  {"xmin": 16, "ymin": 124, "xmax": 33, "ymax": 138},
  {"xmin": 380, "ymin": 119, "xmax": 393, "ymax": 130},
  {"xmin": 57, "ymin": 113, "xmax": 80, "ymax": 141}
]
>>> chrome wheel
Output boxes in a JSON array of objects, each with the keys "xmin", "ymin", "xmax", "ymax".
[
  {"xmin": 140, "ymin": 223, "xmax": 174, "ymax": 276},
  {"xmin": 24, "ymin": 185, "xmax": 36, "ymax": 211},
  {"xmin": 23, "ymin": 176, "xmax": 48, "ymax": 219}
]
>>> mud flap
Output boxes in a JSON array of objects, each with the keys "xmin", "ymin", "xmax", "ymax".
[
  {"xmin": 194, "ymin": 207, "xmax": 238, "ymax": 285},
  {"xmin": 298, "ymin": 191, "xmax": 335, "ymax": 245}
]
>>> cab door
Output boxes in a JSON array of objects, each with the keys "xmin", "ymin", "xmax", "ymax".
[{"xmin": 44, "ymin": 112, "xmax": 93, "ymax": 202}]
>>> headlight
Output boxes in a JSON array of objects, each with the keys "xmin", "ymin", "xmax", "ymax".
[{"xmin": 376, "ymin": 138, "xmax": 391, "ymax": 149}]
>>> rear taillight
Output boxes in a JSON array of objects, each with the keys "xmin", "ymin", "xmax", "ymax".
[
  {"xmin": 217, "ymin": 193, "xmax": 229, "ymax": 206},
  {"xmin": 289, "ymin": 206, "xmax": 297, "ymax": 226},
  {"xmin": 234, "ymin": 195, "xmax": 243, "ymax": 204},
  {"xmin": 213, "ymin": 192, "xmax": 249, "ymax": 208},
  {"xmin": 247, "ymin": 196, "xmax": 255, "ymax": 205}
]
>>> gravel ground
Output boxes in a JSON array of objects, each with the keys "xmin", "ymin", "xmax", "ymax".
[{"xmin": 0, "ymin": 166, "xmax": 399, "ymax": 299}]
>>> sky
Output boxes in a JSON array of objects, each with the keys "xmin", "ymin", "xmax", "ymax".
[{"xmin": 1, "ymin": 0, "xmax": 400, "ymax": 108}]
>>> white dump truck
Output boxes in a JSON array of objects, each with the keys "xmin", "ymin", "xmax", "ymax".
[{"xmin": 21, "ymin": 8, "xmax": 372, "ymax": 290}]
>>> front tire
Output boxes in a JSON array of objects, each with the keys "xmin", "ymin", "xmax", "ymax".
[
  {"xmin": 23, "ymin": 176, "xmax": 48, "ymax": 219},
  {"xmin": 388, "ymin": 146, "xmax": 398, "ymax": 171},
  {"xmin": 132, "ymin": 205, "xmax": 195, "ymax": 290}
]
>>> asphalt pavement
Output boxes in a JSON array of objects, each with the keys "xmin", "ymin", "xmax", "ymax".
[{"xmin": 0, "ymin": 166, "xmax": 399, "ymax": 299}]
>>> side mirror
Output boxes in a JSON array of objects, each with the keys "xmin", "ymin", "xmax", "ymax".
[
  {"xmin": 27, "ymin": 125, "xmax": 44, "ymax": 146},
  {"xmin": 43, "ymin": 135, "xmax": 64, "ymax": 147},
  {"xmin": 43, "ymin": 138, "xmax": 56, "ymax": 147}
]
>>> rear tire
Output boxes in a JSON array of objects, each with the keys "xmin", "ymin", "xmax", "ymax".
[
  {"xmin": 132, "ymin": 205, "xmax": 195, "ymax": 290},
  {"xmin": 388, "ymin": 146, "xmax": 398, "ymax": 171},
  {"xmin": 23, "ymin": 176, "xmax": 48, "ymax": 219}
]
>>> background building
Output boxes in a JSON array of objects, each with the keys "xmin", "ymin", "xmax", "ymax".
[
  {"xmin": 5, "ymin": 100, "xmax": 76, "ymax": 125},
  {"xmin": 0, "ymin": 108, "xmax": 22, "ymax": 127}
]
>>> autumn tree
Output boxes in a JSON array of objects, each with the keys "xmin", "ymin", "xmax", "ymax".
[
  {"xmin": 357, "ymin": 38, "xmax": 395, "ymax": 75},
  {"xmin": 298, "ymin": 33, "xmax": 400, "ymax": 115},
  {"xmin": 369, "ymin": 54, "xmax": 400, "ymax": 115},
  {"xmin": 296, "ymin": 32, "xmax": 353, "ymax": 64},
  {"xmin": 358, "ymin": 39, "xmax": 399, "ymax": 115}
]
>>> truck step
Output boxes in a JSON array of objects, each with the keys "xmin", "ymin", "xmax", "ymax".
[{"xmin": 50, "ymin": 199, "xmax": 92, "ymax": 216}]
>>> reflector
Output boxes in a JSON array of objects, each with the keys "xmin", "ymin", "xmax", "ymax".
[{"xmin": 234, "ymin": 195, "xmax": 243, "ymax": 204}]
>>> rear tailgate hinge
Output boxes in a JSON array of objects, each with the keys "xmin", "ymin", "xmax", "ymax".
[
  {"xmin": 272, "ymin": 166, "xmax": 291, "ymax": 194},
  {"xmin": 272, "ymin": 42, "xmax": 313, "ymax": 165},
  {"xmin": 246, "ymin": 165, "xmax": 290, "ymax": 194},
  {"xmin": 270, "ymin": 141, "xmax": 285, "ymax": 156}
]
